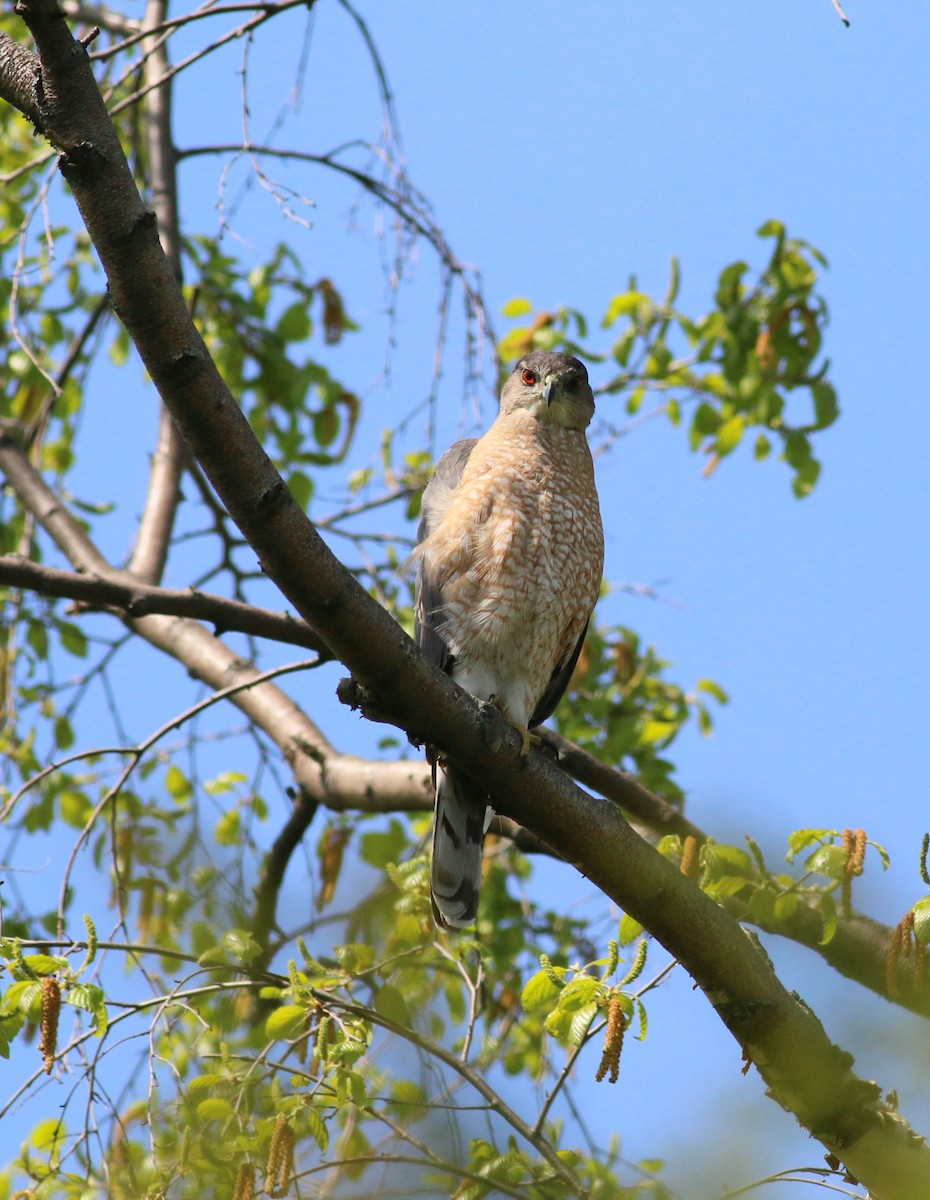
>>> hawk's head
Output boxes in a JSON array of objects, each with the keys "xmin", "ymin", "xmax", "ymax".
[{"xmin": 500, "ymin": 351, "xmax": 595, "ymax": 430}]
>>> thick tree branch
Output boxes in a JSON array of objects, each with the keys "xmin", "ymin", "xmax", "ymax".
[
  {"xmin": 6, "ymin": 7, "xmax": 927, "ymax": 1193},
  {"xmin": 0, "ymin": 550, "xmax": 330, "ymax": 652},
  {"xmin": 1, "ymin": 501, "xmax": 924, "ymax": 1019},
  {"xmin": 537, "ymin": 727, "xmax": 703, "ymax": 841},
  {"xmin": 0, "ymin": 438, "xmax": 431, "ymax": 822},
  {"xmin": 538, "ymin": 727, "xmax": 930, "ymax": 1019},
  {"xmin": 0, "ymin": 31, "xmax": 44, "ymax": 129}
]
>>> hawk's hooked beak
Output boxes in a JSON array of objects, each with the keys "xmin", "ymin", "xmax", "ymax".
[{"xmin": 542, "ymin": 377, "xmax": 558, "ymax": 406}]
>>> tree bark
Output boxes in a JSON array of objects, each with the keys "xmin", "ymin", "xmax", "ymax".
[{"xmin": 1, "ymin": 7, "xmax": 929, "ymax": 1195}]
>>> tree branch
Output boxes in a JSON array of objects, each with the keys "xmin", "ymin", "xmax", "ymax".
[
  {"xmin": 0, "ymin": 439, "xmax": 431, "ymax": 821},
  {"xmin": 0, "ymin": 550, "xmax": 329, "ymax": 651},
  {"xmin": 125, "ymin": 0, "xmax": 186, "ymax": 585},
  {"xmin": 0, "ymin": 539, "xmax": 923, "ymax": 1019},
  {"xmin": 0, "ymin": 31, "xmax": 44, "ymax": 130},
  {"xmin": 537, "ymin": 727, "xmax": 703, "ymax": 841},
  {"xmin": 4, "ymin": 6, "xmax": 928, "ymax": 1192}
]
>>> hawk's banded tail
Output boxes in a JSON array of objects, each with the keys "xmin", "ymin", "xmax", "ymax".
[{"xmin": 430, "ymin": 767, "xmax": 489, "ymax": 930}]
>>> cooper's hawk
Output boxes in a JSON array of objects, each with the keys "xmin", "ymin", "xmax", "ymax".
[{"xmin": 414, "ymin": 351, "xmax": 604, "ymax": 929}]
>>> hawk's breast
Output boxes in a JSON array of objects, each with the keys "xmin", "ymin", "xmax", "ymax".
[{"xmin": 418, "ymin": 414, "xmax": 603, "ymax": 726}]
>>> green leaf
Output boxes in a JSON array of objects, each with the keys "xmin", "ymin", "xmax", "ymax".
[
  {"xmin": 501, "ymin": 297, "xmax": 532, "ymax": 318},
  {"xmin": 187, "ymin": 1073, "xmax": 225, "ymax": 1093},
  {"xmin": 304, "ymin": 1106, "xmax": 330, "ymax": 1154},
  {"xmin": 265, "ymin": 1005, "xmax": 307, "ymax": 1041},
  {"xmin": 618, "ymin": 913, "xmax": 644, "ymax": 946},
  {"xmin": 57, "ymin": 787, "xmax": 88, "ymax": 829},
  {"xmin": 26, "ymin": 620, "xmax": 48, "ymax": 659},
  {"xmin": 276, "ymin": 301, "xmax": 311, "ymax": 342},
  {"xmin": 773, "ymin": 891, "xmax": 798, "ymax": 922},
  {"xmin": 818, "ymin": 893, "xmax": 838, "ymax": 945},
  {"xmin": 783, "ymin": 430, "xmax": 811, "ymax": 470},
  {"xmin": 53, "ymin": 715, "xmax": 75, "ymax": 751},
  {"xmin": 543, "ymin": 1006, "xmax": 572, "ymax": 1040},
  {"xmin": 23, "ymin": 954, "xmax": 68, "ymax": 976},
  {"xmin": 3, "ymin": 980, "xmax": 42, "ymax": 1019},
  {"xmin": 289, "ymin": 469, "xmax": 313, "ymax": 510},
  {"xmin": 812, "ymin": 382, "xmax": 839, "ymax": 429},
  {"xmin": 715, "ymin": 415, "xmax": 745, "ymax": 456},
  {"xmin": 557, "ymin": 976, "xmax": 600, "ymax": 1012},
  {"xmin": 57, "ymin": 621, "xmax": 88, "ymax": 658},
  {"xmin": 567, "ymin": 1002, "xmax": 599, "ymax": 1047},
  {"xmin": 215, "ymin": 808, "xmax": 241, "ymax": 846},
  {"xmin": 390, "ymin": 913, "xmax": 423, "ymax": 950},
  {"xmin": 165, "ymin": 765, "xmax": 193, "ymax": 805},
  {"xmin": 203, "ymin": 771, "xmax": 248, "ymax": 796},
  {"xmin": 30, "ymin": 1118, "xmax": 65, "ymax": 1152},
  {"xmin": 791, "ymin": 456, "xmax": 821, "ymax": 498},
  {"xmin": 196, "ymin": 1098, "xmax": 233, "ymax": 1121},
  {"xmin": 65, "ymin": 983, "xmax": 108, "ymax": 1036},
  {"xmin": 805, "ymin": 845, "xmax": 847, "ymax": 879},
  {"xmin": 691, "ymin": 402, "xmax": 722, "ymax": 437},
  {"xmin": 696, "ymin": 678, "xmax": 729, "ymax": 705},
  {"xmin": 706, "ymin": 876, "xmax": 750, "ymax": 900},
  {"xmin": 603, "ymin": 291, "xmax": 652, "ymax": 327},
  {"xmin": 756, "ymin": 218, "xmax": 785, "ymax": 240},
  {"xmin": 374, "ymin": 984, "xmax": 410, "ymax": 1028},
  {"xmin": 359, "ymin": 819, "xmax": 407, "ymax": 869},
  {"xmin": 634, "ymin": 997, "xmax": 649, "ymax": 1042},
  {"xmin": 389, "ymin": 1079, "xmax": 427, "ymax": 1114},
  {"xmin": 787, "ymin": 828, "xmax": 835, "ymax": 861},
  {"xmin": 521, "ymin": 968, "xmax": 564, "ymax": 1010},
  {"xmin": 747, "ymin": 888, "xmax": 777, "ymax": 927},
  {"xmin": 198, "ymin": 928, "xmax": 261, "ymax": 966},
  {"xmin": 912, "ymin": 897, "xmax": 930, "ymax": 946}
]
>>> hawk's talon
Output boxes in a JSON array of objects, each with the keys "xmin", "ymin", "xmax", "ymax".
[{"xmin": 489, "ymin": 696, "xmax": 540, "ymax": 757}]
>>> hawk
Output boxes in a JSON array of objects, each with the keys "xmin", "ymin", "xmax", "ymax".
[{"xmin": 414, "ymin": 351, "xmax": 604, "ymax": 929}]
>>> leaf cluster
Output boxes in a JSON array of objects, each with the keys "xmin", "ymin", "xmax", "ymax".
[{"xmin": 501, "ymin": 221, "xmax": 839, "ymax": 497}]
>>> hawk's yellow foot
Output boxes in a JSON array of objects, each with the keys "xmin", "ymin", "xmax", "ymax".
[{"xmin": 489, "ymin": 695, "xmax": 541, "ymax": 757}]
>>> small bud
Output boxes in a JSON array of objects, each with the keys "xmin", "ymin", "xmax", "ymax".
[
  {"xmin": 595, "ymin": 996, "xmax": 625, "ymax": 1084},
  {"xmin": 265, "ymin": 1116, "xmax": 295, "ymax": 1197},
  {"xmin": 318, "ymin": 278, "xmax": 346, "ymax": 345},
  {"xmin": 755, "ymin": 326, "xmax": 778, "ymax": 375},
  {"xmin": 318, "ymin": 826, "xmax": 350, "ymax": 909},
  {"xmin": 233, "ymin": 1163, "xmax": 255, "ymax": 1200},
  {"xmin": 39, "ymin": 976, "xmax": 61, "ymax": 1075},
  {"xmin": 680, "ymin": 835, "xmax": 700, "ymax": 882},
  {"xmin": 887, "ymin": 911, "xmax": 918, "ymax": 1000},
  {"xmin": 841, "ymin": 828, "xmax": 867, "ymax": 915}
]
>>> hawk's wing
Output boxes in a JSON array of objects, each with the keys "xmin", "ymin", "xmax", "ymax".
[
  {"xmin": 529, "ymin": 619, "xmax": 589, "ymax": 728},
  {"xmin": 414, "ymin": 438, "xmax": 478, "ymax": 676}
]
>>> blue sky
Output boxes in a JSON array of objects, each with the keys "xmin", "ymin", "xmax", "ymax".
[{"xmin": 16, "ymin": 2, "xmax": 930, "ymax": 1196}]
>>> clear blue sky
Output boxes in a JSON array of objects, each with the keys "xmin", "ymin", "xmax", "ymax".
[{"xmin": 32, "ymin": 2, "xmax": 930, "ymax": 1195}]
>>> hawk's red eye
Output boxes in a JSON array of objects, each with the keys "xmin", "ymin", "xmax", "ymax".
[{"xmin": 521, "ymin": 369, "xmax": 537, "ymax": 386}]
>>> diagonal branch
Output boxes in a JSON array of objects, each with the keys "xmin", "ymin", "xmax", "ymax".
[
  {"xmin": 0, "ymin": 551, "xmax": 330, "ymax": 651},
  {"xmin": 0, "ymin": 31, "xmax": 44, "ymax": 128},
  {"xmin": 0, "ymin": 435, "xmax": 431, "ymax": 819},
  {"xmin": 6, "ymin": 6, "xmax": 927, "ymax": 1194},
  {"xmin": 0, "ymin": 490, "xmax": 923, "ymax": 1019}
]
